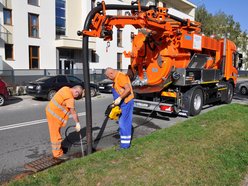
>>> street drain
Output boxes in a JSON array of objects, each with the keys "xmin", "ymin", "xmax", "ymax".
[{"xmin": 24, "ymin": 155, "xmax": 64, "ymax": 172}]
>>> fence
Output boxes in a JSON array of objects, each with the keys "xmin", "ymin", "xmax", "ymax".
[
  {"xmin": 0, "ymin": 69, "xmax": 110, "ymax": 87},
  {"xmin": 0, "ymin": 68, "xmax": 116, "ymax": 95}
]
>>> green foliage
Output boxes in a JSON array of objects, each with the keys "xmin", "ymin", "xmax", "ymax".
[{"xmin": 196, "ymin": 5, "xmax": 248, "ymax": 69}]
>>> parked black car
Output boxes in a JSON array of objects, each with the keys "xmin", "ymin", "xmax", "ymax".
[
  {"xmin": 26, "ymin": 75, "xmax": 99, "ymax": 100},
  {"xmin": 98, "ymin": 79, "xmax": 113, "ymax": 93}
]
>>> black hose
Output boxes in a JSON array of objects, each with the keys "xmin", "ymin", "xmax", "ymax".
[{"xmin": 65, "ymin": 126, "xmax": 86, "ymax": 146}]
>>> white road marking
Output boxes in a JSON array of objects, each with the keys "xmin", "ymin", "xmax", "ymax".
[{"xmin": 0, "ymin": 112, "xmax": 86, "ymax": 131}]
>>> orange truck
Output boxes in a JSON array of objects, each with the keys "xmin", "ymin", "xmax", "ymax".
[{"xmin": 81, "ymin": 1, "xmax": 243, "ymax": 117}]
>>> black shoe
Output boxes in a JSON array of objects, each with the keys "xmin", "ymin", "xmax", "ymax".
[{"xmin": 55, "ymin": 154, "xmax": 70, "ymax": 161}]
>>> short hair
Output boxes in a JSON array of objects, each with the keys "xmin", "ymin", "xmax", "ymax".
[
  {"xmin": 73, "ymin": 85, "xmax": 83, "ymax": 93},
  {"xmin": 105, "ymin": 67, "xmax": 114, "ymax": 75}
]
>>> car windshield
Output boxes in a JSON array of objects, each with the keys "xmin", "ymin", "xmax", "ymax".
[{"xmin": 36, "ymin": 76, "xmax": 52, "ymax": 82}]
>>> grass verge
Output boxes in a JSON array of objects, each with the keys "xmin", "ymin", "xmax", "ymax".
[{"xmin": 6, "ymin": 103, "xmax": 248, "ymax": 186}]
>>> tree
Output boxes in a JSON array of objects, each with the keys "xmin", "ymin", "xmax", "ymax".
[{"xmin": 195, "ymin": 5, "xmax": 248, "ymax": 69}]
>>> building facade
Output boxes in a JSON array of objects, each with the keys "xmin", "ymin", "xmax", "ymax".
[{"xmin": 0, "ymin": 0, "xmax": 196, "ymax": 76}]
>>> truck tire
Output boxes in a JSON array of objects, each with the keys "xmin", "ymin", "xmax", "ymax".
[
  {"xmin": 223, "ymin": 82, "xmax": 233, "ymax": 104},
  {"xmin": 190, "ymin": 88, "xmax": 203, "ymax": 116}
]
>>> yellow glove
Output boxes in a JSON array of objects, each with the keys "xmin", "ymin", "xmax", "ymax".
[
  {"xmin": 114, "ymin": 97, "xmax": 122, "ymax": 105},
  {"xmin": 75, "ymin": 122, "xmax": 81, "ymax": 132}
]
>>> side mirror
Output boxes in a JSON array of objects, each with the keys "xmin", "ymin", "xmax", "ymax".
[
  {"xmin": 238, "ymin": 53, "xmax": 243, "ymax": 68},
  {"xmin": 238, "ymin": 59, "xmax": 243, "ymax": 68}
]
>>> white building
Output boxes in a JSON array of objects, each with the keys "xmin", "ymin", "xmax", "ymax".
[{"xmin": 0, "ymin": 0, "xmax": 196, "ymax": 76}]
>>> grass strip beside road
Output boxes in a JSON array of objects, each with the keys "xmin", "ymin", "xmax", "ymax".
[{"xmin": 7, "ymin": 103, "xmax": 248, "ymax": 186}]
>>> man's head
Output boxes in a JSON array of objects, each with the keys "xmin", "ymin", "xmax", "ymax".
[
  {"xmin": 105, "ymin": 67, "xmax": 117, "ymax": 80},
  {"xmin": 71, "ymin": 85, "xmax": 83, "ymax": 100}
]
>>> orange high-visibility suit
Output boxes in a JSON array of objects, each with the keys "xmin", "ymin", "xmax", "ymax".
[{"xmin": 45, "ymin": 86, "xmax": 75, "ymax": 158}]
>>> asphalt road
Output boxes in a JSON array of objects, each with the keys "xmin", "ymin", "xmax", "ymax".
[{"xmin": 0, "ymin": 83, "xmax": 248, "ymax": 183}]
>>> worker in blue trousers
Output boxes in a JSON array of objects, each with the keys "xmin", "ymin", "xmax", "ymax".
[{"xmin": 105, "ymin": 67, "xmax": 134, "ymax": 150}]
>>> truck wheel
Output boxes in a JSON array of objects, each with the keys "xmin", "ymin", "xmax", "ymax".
[
  {"xmin": 240, "ymin": 86, "xmax": 248, "ymax": 95},
  {"xmin": 0, "ymin": 95, "xmax": 5, "ymax": 106},
  {"xmin": 190, "ymin": 88, "xmax": 203, "ymax": 116},
  {"xmin": 47, "ymin": 90, "xmax": 56, "ymax": 101},
  {"xmin": 223, "ymin": 83, "xmax": 233, "ymax": 104}
]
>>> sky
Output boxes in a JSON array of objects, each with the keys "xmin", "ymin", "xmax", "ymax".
[{"xmin": 189, "ymin": 0, "xmax": 248, "ymax": 32}]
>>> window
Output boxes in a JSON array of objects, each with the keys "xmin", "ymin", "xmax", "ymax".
[
  {"xmin": 3, "ymin": 8, "xmax": 12, "ymax": 25},
  {"xmin": 28, "ymin": 13, "xmax": 39, "ymax": 38},
  {"xmin": 68, "ymin": 76, "xmax": 81, "ymax": 83},
  {"xmin": 117, "ymin": 29, "xmax": 122, "ymax": 47},
  {"xmin": 29, "ymin": 46, "xmax": 39, "ymax": 69},
  {"xmin": 56, "ymin": 0, "xmax": 66, "ymax": 36},
  {"xmin": 28, "ymin": 0, "xmax": 39, "ymax": 6},
  {"xmin": 117, "ymin": 10, "xmax": 122, "ymax": 16},
  {"xmin": 91, "ymin": 50, "xmax": 96, "ymax": 62},
  {"xmin": 117, "ymin": 53, "xmax": 122, "ymax": 70},
  {"xmin": 5, "ymin": 44, "xmax": 13, "ymax": 60},
  {"xmin": 57, "ymin": 76, "xmax": 67, "ymax": 83}
]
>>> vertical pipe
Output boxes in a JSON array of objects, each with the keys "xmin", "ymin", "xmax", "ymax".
[{"xmin": 82, "ymin": 35, "xmax": 92, "ymax": 155}]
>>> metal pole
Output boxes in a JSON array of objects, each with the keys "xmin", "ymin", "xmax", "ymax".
[{"xmin": 82, "ymin": 35, "xmax": 93, "ymax": 155}]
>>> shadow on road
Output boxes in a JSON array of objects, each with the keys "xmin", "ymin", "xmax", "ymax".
[{"xmin": 5, "ymin": 96, "xmax": 23, "ymax": 106}]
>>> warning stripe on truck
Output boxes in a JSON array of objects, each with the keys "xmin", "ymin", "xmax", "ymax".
[{"xmin": 161, "ymin": 91, "xmax": 177, "ymax": 98}]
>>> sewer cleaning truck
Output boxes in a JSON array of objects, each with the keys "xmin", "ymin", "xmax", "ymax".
[{"xmin": 81, "ymin": 0, "xmax": 242, "ymax": 117}]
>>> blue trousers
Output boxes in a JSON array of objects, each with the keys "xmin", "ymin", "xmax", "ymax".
[{"xmin": 112, "ymin": 89, "xmax": 134, "ymax": 148}]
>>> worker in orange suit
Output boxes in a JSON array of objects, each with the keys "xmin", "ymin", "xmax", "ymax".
[
  {"xmin": 105, "ymin": 67, "xmax": 134, "ymax": 150},
  {"xmin": 45, "ymin": 85, "xmax": 83, "ymax": 160}
]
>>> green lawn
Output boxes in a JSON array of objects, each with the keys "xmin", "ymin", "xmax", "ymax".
[{"xmin": 6, "ymin": 103, "xmax": 248, "ymax": 186}]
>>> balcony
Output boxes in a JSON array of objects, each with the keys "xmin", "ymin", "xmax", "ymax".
[
  {"xmin": 0, "ymin": 0, "xmax": 11, "ymax": 8},
  {"xmin": 0, "ymin": 24, "xmax": 12, "ymax": 44},
  {"xmin": 168, "ymin": 7, "xmax": 195, "ymax": 21}
]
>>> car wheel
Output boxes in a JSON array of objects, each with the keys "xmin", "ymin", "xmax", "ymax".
[
  {"xmin": 90, "ymin": 87, "xmax": 97, "ymax": 97},
  {"xmin": 0, "ymin": 95, "xmax": 5, "ymax": 106},
  {"xmin": 47, "ymin": 90, "xmax": 57, "ymax": 101},
  {"xmin": 240, "ymin": 86, "xmax": 248, "ymax": 95}
]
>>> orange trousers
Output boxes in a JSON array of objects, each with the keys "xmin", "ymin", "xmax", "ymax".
[{"xmin": 46, "ymin": 111, "xmax": 63, "ymax": 158}]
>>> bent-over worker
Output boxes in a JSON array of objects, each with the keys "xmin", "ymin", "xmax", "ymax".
[
  {"xmin": 45, "ymin": 85, "xmax": 83, "ymax": 160},
  {"xmin": 105, "ymin": 67, "xmax": 134, "ymax": 150}
]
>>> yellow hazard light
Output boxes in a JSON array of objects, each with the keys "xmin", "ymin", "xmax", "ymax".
[{"xmin": 161, "ymin": 91, "xmax": 177, "ymax": 98}]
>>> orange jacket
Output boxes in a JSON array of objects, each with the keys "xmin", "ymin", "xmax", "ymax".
[
  {"xmin": 113, "ymin": 71, "xmax": 134, "ymax": 103},
  {"xmin": 46, "ymin": 87, "xmax": 74, "ymax": 127}
]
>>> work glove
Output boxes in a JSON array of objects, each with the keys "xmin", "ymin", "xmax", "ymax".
[
  {"xmin": 75, "ymin": 122, "xmax": 81, "ymax": 132},
  {"xmin": 113, "ymin": 97, "xmax": 122, "ymax": 105}
]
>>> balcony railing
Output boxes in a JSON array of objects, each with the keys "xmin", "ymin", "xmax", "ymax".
[
  {"xmin": 0, "ymin": 0, "xmax": 11, "ymax": 8},
  {"xmin": 0, "ymin": 24, "xmax": 12, "ymax": 44}
]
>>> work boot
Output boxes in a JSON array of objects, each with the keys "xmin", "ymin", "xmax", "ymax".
[{"xmin": 55, "ymin": 154, "xmax": 70, "ymax": 161}]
